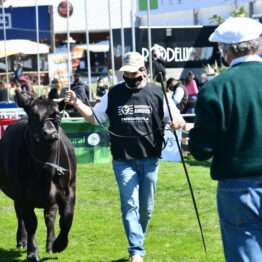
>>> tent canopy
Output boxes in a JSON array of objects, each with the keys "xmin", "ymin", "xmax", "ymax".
[{"xmin": 0, "ymin": 39, "xmax": 49, "ymax": 58}]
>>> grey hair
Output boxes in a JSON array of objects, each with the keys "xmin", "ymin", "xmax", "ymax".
[{"xmin": 223, "ymin": 38, "xmax": 261, "ymax": 56}]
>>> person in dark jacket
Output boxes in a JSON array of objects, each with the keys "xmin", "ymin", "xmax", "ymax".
[
  {"xmin": 48, "ymin": 78, "xmax": 65, "ymax": 99},
  {"xmin": 65, "ymin": 51, "xmax": 185, "ymax": 262},
  {"xmin": 0, "ymin": 80, "xmax": 8, "ymax": 101},
  {"xmin": 95, "ymin": 77, "xmax": 108, "ymax": 100},
  {"xmin": 151, "ymin": 47, "xmax": 166, "ymax": 83},
  {"xmin": 70, "ymin": 73, "xmax": 90, "ymax": 103},
  {"xmin": 189, "ymin": 17, "xmax": 262, "ymax": 262}
]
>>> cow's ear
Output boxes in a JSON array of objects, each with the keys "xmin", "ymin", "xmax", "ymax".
[
  {"xmin": 58, "ymin": 99, "xmax": 66, "ymax": 112},
  {"xmin": 15, "ymin": 89, "xmax": 31, "ymax": 109}
]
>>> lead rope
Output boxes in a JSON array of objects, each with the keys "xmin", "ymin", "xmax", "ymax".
[
  {"xmin": 158, "ymin": 72, "xmax": 207, "ymax": 255},
  {"xmin": 83, "ymin": 88, "xmax": 165, "ymax": 139},
  {"xmin": 24, "ymin": 124, "xmax": 68, "ymax": 175}
]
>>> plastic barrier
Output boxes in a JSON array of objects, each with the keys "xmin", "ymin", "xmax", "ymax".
[
  {"xmin": 61, "ymin": 119, "xmax": 111, "ymax": 164},
  {"xmin": 0, "ymin": 118, "xmax": 17, "ymax": 139}
]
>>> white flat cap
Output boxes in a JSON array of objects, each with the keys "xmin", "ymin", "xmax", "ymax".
[
  {"xmin": 209, "ymin": 17, "xmax": 262, "ymax": 44},
  {"xmin": 119, "ymin": 52, "xmax": 145, "ymax": 72}
]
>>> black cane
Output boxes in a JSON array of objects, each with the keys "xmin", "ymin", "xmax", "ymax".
[{"xmin": 158, "ymin": 72, "xmax": 207, "ymax": 254}]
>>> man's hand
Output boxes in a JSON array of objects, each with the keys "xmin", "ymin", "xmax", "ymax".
[
  {"xmin": 65, "ymin": 90, "xmax": 79, "ymax": 106},
  {"xmin": 169, "ymin": 118, "xmax": 186, "ymax": 130}
]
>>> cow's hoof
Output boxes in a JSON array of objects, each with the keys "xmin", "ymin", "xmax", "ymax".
[
  {"xmin": 24, "ymin": 257, "xmax": 41, "ymax": 262},
  {"xmin": 52, "ymin": 235, "xmax": 68, "ymax": 253},
  {"xmin": 46, "ymin": 248, "xmax": 52, "ymax": 254},
  {"xmin": 17, "ymin": 243, "xmax": 27, "ymax": 249}
]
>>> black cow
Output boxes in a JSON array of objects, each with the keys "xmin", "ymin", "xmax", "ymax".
[{"xmin": 0, "ymin": 90, "xmax": 76, "ymax": 262}]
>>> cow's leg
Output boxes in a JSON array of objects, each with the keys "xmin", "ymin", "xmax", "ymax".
[
  {"xmin": 44, "ymin": 204, "xmax": 57, "ymax": 253},
  {"xmin": 52, "ymin": 193, "xmax": 75, "ymax": 253},
  {"xmin": 14, "ymin": 202, "xmax": 27, "ymax": 249},
  {"xmin": 22, "ymin": 207, "xmax": 41, "ymax": 262}
]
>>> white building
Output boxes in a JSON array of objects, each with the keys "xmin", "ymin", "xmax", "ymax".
[{"xmin": 3, "ymin": 0, "xmax": 262, "ymax": 78}]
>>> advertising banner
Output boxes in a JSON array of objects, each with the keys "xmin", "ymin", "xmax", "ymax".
[
  {"xmin": 0, "ymin": 6, "xmax": 50, "ymax": 40},
  {"xmin": 137, "ymin": 0, "xmax": 256, "ymax": 15},
  {"xmin": 0, "ymin": 118, "xmax": 17, "ymax": 139},
  {"xmin": 113, "ymin": 26, "xmax": 219, "ymax": 70},
  {"xmin": 161, "ymin": 128, "xmax": 181, "ymax": 162},
  {"xmin": 61, "ymin": 119, "xmax": 111, "ymax": 164},
  {"xmin": 48, "ymin": 53, "xmax": 72, "ymax": 87}
]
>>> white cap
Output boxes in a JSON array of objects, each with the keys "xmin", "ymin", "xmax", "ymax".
[
  {"xmin": 209, "ymin": 17, "xmax": 262, "ymax": 44},
  {"xmin": 119, "ymin": 52, "xmax": 145, "ymax": 72}
]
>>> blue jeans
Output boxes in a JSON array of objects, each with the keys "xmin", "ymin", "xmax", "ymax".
[
  {"xmin": 187, "ymin": 96, "xmax": 197, "ymax": 114},
  {"xmin": 112, "ymin": 158, "xmax": 159, "ymax": 256},
  {"xmin": 217, "ymin": 176, "xmax": 262, "ymax": 262}
]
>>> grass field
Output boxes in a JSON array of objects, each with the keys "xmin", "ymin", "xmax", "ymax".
[{"xmin": 0, "ymin": 158, "xmax": 225, "ymax": 262}]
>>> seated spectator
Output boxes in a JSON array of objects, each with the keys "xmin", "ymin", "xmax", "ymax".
[
  {"xmin": 17, "ymin": 76, "xmax": 35, "ymax": 98},
  {"xmin": 95, "ymin": 77, "xmax": 108, "ymax": 100},
  {"xmin": 166, "ymin": 77, "xmax": 188, "ymax": 113},
  {"xmin": 48, "ymin": 78, "xmax": 65, "ymax": 99},
  {"xmin": 0, "ymin": 80, "xmax": 8, "ymax": 102},
  {"xmin": 70, "ymin": 73, "xmax": 90, "ymax": 103}
]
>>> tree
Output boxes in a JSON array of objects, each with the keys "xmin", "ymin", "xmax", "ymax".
[{"xmin": 209, "ymin": 5, "xmax": 248, "ymax": 25}]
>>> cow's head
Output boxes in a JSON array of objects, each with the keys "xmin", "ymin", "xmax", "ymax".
[{"xmin": 15, "ymin": 89, "xmax": 65, "ymax": 143}]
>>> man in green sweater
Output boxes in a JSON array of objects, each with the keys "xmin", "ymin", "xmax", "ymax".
[{"xmin": 189, "ymin": 17, "xmax": 262, "ymax": 262}]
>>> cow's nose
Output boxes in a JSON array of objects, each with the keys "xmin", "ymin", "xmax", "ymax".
[{"xmin": 43, "ymin": 129, "xmax": 58, "ymax": 141}]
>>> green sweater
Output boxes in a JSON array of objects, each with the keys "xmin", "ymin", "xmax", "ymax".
[{"xmin": 189, "ymin": 61, "xmax": 262, "ymax": 180}]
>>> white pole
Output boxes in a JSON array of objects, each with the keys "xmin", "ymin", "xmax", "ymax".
[
  {"xmin": 35, "ymin": 0, "xmax": 41, "ymax": 96},
  {"xmin": 131, "ymin": 0, "xmax": 136, "ymax": 51},
  {"xmin": 66, "ymin": 0, "xmax": 71, "ymax": 89},
  {"xmin": 108, "ymin": 0, "xmax": 116, "ymax": 85},
  {"xmin": 146, "ymin": 0, "xmax": 153, "ymax": 82},
  {"xmin": 1, "ymin": 3, "xmax": 9, "ymax": 102},
  {"xmin": 84, "ymin": 0, "xmax": 93, "ymax": 101},
  {"xmin": 120, "ymin": 0, "xmax": 125, "ymax": 64}
]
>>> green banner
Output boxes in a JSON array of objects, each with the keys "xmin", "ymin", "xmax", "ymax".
[
  {"xmin": 139, "ymin": 0, "xmax": 158, "ymax": 11},
  {"xmin": 61, "ymin": 119, "xmax": 111, "ymax": 164}
]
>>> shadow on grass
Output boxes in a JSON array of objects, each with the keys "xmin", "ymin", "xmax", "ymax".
[
  {"xmin": 0, "ymin": 248, "xmax": 59, "ymax": 262},
  {"xmin": 111, "ymin": 259, "xmax": 129, "ymax": 262},
  {"xmin": 184, "ymin": 156, "xmax": 211, "ymax": 168},
  {"xmin": 41, "ymin": 257, "xmax": 58, "ymax": 261},
  {"xmin": 0, "ymin": 248, "xmax": 23, "ymax": 262}
]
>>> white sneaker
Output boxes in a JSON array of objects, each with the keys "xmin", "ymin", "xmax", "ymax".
[{"xmin": 130, "ymin": 254, "xmax": 143, "ymax": 262}]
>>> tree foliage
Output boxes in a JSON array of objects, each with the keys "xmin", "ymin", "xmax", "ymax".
[{"xmin": 209, "ymin": 6, "xmax": 248, "ymax": 25}]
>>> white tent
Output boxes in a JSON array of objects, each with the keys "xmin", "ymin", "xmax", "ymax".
[{"xmin": 0, "ymin": 39, "xmax": 49, "ymax": 58}]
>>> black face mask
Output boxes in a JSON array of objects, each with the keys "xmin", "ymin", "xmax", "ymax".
[{"xmin": 123, "ymin": 75, "xmax": 143, "ymax": 88}]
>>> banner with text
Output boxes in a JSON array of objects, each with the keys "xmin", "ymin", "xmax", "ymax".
[
  {"xmin": 61, "ymin": 119, "xmax": 111, "ymax": 164},
  {"xmin": 137, "ymin": 0, "xmax": 256, "ymax": 15}
]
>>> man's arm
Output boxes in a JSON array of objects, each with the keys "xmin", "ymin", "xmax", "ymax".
[
  {"xmin": 164, "ymin": 93, "xmax": 185, "ymax": 130},
  {"xmin": 64, "ymin": 90, "xmax": 96, "ymax": 124}
]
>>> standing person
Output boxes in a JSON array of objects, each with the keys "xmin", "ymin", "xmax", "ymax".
[
  {"xmin": 184, "ymin": 71, "xmax": 198, "ymax": 113},
  {"xmin": 13, "ymin": 62, "xmax": 24, "ymax": 83},
  {"xmin": 0, "ymin": 80, "xmax": 8, "ymax": 101},
  {"xmin": 151, "ymin": 46, "xmax": 166, "ymax": 83},
  {"xmin": 95, "ymin": 77, "xmax": 108, "ymax": 100},
  {"xmin": 107, "ymin": 69, "xmax": 118, "ymax": 86},
  {"xmin": 70, "ymin": 73, "xmax": 90, "ymax": 103},
  {"xmin": 65, "ymin": 52, "xmax": 185, "ymax": 262},
  {"xmin": 188, "ymin": 17, "xmax": 262, "ymax": 262},
  {"xmin": 166, "ymin": 77, "xmax": 188, "ymax": 113}
]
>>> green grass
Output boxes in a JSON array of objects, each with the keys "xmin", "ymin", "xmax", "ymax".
[{"xmin": 0, "ymin": 158, "xmax": 225, "ymax": 262}]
